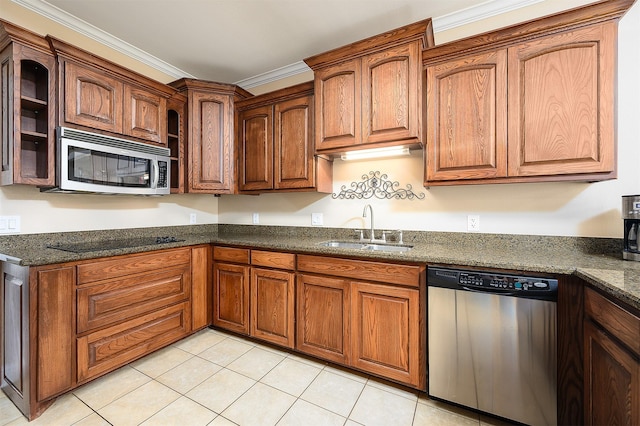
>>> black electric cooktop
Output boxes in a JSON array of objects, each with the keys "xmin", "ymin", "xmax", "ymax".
[{"xmin": 47, "ymin": 236, "xmax": 185, "ymax": 253}]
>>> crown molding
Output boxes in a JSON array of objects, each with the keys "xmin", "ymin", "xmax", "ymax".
[
  {"xmin": 233, "ymin": 61, "xmax": 312, "ymax": 89},
  {"xmin": 432, "ymin": 0, "xmax": 544, "ymax": 32},
  {"xmin": 11, "ymin": 0, "xmax": 194, "ymax": 79},
  {"xmin": 13, "ymin": 0, "xmax": 542, "ymax": 87}
]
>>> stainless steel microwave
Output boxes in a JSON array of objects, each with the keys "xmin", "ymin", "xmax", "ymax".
[{"xmin": 42, "ymin": 127, "xmax": 170, "ymax": 195}]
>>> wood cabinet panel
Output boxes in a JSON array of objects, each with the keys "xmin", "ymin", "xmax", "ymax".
[
  {"xmin": 189, "ymin": 90, "xmax": 233, "ymax": 192},
  {"xmin": 238, "ymin": 105, "xmax": 273, "ymax": 191},
  {"xmin": 425, "ymin": 49, "xmax": 507, "ymax": 181},
  {"xmin": 251, "ymin": 268, "xmax": 295, "ymax": 348},
  {"xmin": 297, "ymin": 254, "xmax": 421, "ymax": 287},
  {"xmin": 362, "ymin": 42, "xmax": 421, "ymax": 145},
  {"xmin": 584, "ymin": 287, "xmax": 640, "ymax": 354},
  {"xmin": 314, "ymin": 59, "xmax": 361, "ymax": 151},
  {"xmin": 1, "ymin": 262, "xmax": 30, "ymax": 415},
  {"xmin": 77, "ymin": 302, "xmax": 190, "ymax": 382},
  {"xmin": 296, "ymin": 273, "xmax": 350, "ymax": 364},
  {"xmin": 584, "ymin": 320, "xmax": 640, "ymax": 426},
  {"xmin": 77, "ymin": 248, "xmax": 190, "ymax": 285},
  {"xmin": 351, "ymin": 281, "xmax": 421, "ymax": 387},
  {"xmin": 306, "ymin": 19, "xmax": 431, "ymax": 154},
  {"xmin": 191, "ymin": 245, "xmax": 211, "ymax": 330},
  {"xmin": 251, "ymin": 250, "xmax": 295, "ymax": 270},
  {"xmin": 77, "ymin": 265, "xmax": 190, "ymax": 333},
  {"xmin": 213, "ymin": 246, "xmax": 250, "ymax": 264},
  {"xmin": 63, "ymin": 61, "xmax": 123, "ymax": 134},
  {"xmin": 508, "ymin": 23, "xmax": 616, "ymax": 178},
  {"xmin": 34, "ymin": 266, "xmax": 75, "ymax": 401},
  {"xmin": 213, "ymin": 262, "xmax": 249, "ymax": 334},
  {"xmin": 123, "ymin": 85, "xmax": 166, "ymax": 144},
  {"xmin": 275, "ymin": 95, "xmax": 315, "ymax": 190},
  {"xmin": 236, "ymin": 83, "xmax": 330, "ymax": 194}
]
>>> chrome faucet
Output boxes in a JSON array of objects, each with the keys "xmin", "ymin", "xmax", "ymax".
[{"xmin": 362, "ymin": 204, "xmax": 376, "ymax": 242}]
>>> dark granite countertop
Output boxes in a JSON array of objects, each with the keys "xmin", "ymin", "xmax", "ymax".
[{"xmin": 1, "ymin": 224, "xmax": 638, "ymax": 312}]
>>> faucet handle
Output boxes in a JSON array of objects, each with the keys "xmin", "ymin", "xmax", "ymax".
[
  {"xmin": 381, "ymin": 231, "xmax": 387, "ymax": 243},
  {"xmin": 397, "ymin": 230, "xmax": 404, "ymax": 245},
  {"xmin": 354, "ymin": 229, "xmax": 364, "ymax": 241}
]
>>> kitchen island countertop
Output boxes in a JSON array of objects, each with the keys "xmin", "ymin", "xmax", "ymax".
[{"xmin": 0, "ymin": 224, "xmax": 638, "ymax": 311}]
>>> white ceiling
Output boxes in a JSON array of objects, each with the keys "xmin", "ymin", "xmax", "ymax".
[{"xmin": 14, "ymin": 0, "xmax": 570, "ymax": 88}]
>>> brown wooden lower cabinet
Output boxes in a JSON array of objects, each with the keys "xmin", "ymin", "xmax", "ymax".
[
  {"xmin": 583, "ymin": 287, "xmax": 640, "ymax": 426},
  {"xmin": 351, "ymin": 281, "xmax": 421, "ymax": 386},
  {"xmin": 213, "ymin": 262, "xmax": 250, "ymax": 334},
  {"xmin": 251, "ymin": 267, "xmax": 295, "ymax": 348},
  {"xmin": 77, "ymin": 302, "xmax": 191, "ymax": 382},
  {"xmin": 296, "ymin": 254, "xmax": 426, "ymax": 390},
  {"xmin": 0, "ymin": 246, "xmax": 204, "ymax": 421},
  {"xmin": 296, "ymin": 273, "xmax": 350, "ymax": 364}
]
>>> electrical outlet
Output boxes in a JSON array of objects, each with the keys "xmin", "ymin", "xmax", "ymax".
[
  {"xmin": 189, "ymin": 213, "xmax": 197, "ymax": 224},
  {"xmin": 252, "ymin": 213, "xmax": 259, "ymax": 224},
  {"xmin": 311, "ymin": 213, "xmax": 323, "ymax": 226},
  {"xmin": 467, "ymin": 215, "xmax": 480, "ymax": 232}
]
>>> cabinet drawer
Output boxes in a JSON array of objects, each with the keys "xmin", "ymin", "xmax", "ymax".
[
  {"xmin": 585, "ymin": 287, "xmax": 640, "ymax": 355},
  {"xmin": 77, "ymin": 248, "xmax": 191, "ymax": 285},
  {"xmin": 297, "ymin": 254, "xmax": 423, "ymax": 287},
  {"xmin": 77, "ymin": 301, "xmax": 191, "ymax": 382},
  {"xmin": 213, "ymin": 246, "xmax": 250, "ymax": 264},
  {"xmin": 251, "ymin": 250, "xmax": 295, "ymax": 270},
  {"xmin": 77, "ymin": 265, "xmax": 191, "ymax": 333}
]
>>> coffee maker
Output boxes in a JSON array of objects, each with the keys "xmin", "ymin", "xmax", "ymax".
[{"xmin": 622, "ymin": 195, "xmax": 640, "ymax": 260}]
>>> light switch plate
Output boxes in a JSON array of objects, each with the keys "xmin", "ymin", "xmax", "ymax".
[
  {"xmin": 311, "ymin": 213, "xmax": 323, "ymax": 226},
  {"xmin": 252, "ymin": 213, "xmax": 259, "ymax": 224},
  {"xmin": 0, "ymin": 216, "xmax": 21, "ymax": 234},
  {"xmin": 189, "ymin": 213, "xmax": 197, "ymax": 224}
]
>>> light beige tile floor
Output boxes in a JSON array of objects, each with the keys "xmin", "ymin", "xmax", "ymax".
[{"xmin": 0, "ymin": 329, "xmax": 516, "ymax": 426}]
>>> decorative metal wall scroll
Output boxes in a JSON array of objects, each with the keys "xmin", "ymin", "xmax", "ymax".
[{"xmin": 332, "ymin": 171, "xmax": 425, "ymax": 200}]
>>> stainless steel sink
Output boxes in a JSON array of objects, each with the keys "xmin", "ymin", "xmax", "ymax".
[
  {"xmin": 319, "ymin": 241, "xmax": 368, "ymax": 249},
  {"xmin": 363, "ymin": 243, "xmax": 413, "ymax": 252},
  {"xmin": 318, "ymin": 240, "xmax": 413, "ymax": 253}
]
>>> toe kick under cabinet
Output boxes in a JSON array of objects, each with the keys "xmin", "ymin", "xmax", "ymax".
[{"xmin": 0, "ymin": 245, "xmax": 210, "ymax": 421}]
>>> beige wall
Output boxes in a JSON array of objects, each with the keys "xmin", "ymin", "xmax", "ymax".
[{"xmin": 1, "ymin": 0, "xmax": 638, "ymax": 237}]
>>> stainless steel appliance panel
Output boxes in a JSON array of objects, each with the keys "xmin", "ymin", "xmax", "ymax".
[{"xmin": 428, "ymin": 269, "xmax": 557, "ymax": 426}]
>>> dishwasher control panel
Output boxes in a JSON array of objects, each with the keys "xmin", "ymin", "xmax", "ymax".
[{"xmin": 428, "ymin": 267, "xmax": 558, "ymax": 300}]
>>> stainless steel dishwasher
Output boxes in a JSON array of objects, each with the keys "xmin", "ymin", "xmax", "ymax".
[{"xmin": 427, "ymin": 266, "xmax": 558, "ymax": 426}]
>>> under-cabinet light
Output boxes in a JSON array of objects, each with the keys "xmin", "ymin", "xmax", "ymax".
[{"xmin": 340, "ymin": 146, "xmax": 410, "ymax": 161}]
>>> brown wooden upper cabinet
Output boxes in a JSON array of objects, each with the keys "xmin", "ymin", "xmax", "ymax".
[
  {"xmin": 170, "ymin": 79, "xmax": 251, "ymax": 194},
  {"xmin": 48, "ymin": 37, "xmax": 175, "ymax": 146},
  {"xmin": 0, "ymin": 20, "xmax": 56, "ymax": 186},
  {"xmin": 304, "ymin": 19, "xmax": 433, "ymax": 155},
  {"xmin": 423, "ymin": 0, "xmax": 634, "ymax": 186},
  {"xmin": 236, "ymin": 82, "xmax": 332, "ymax": 193}
]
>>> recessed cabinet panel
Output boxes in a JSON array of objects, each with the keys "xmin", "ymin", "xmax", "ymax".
[
  {"xmin": 362, "ymin": 43, "xmax": 420, "ymax": 144},
  {"xmin": 251, "ymin": 268, "xmax": 295, "ymax": 348},
  {"xmin": 315, "ymin": 60, "xmax": 361, "ymax": 150},
  {"xmin": 426, "ymin": 50, "xmax": 507, "ymax": 181},
  {"xmin": 64, "ymin": 61, "xmax": 123, "ymax": 134},
  {"xmin": 123, "ymin": 85, "xmax": 166, "ymax": 144},
  {"xmin": 296, "ymin": 273, "xmax": 350, "ymax": 364},
  {"xmin": 190, "ymin": 91, "xmax": 233, "ymax": 192},
  {"xmin": 213, "ymin": 263, "xmax": 249, "ymax": 334},
  {"xmin": 351, "ymin": 281, "xmax": 420, "ymax": 386},
  {"xmin": 77, "ymin": 302, "xmax": 190, "ymax": 382},
  {"xmin": 275, "ymin": 96, "xmax": 314, "ymax": 189},
  {"xmin": 508, "ymin": 23, "xmax": 615, "ymax": 177},
  {"xmin": 239, "ymin": 105, "xmax": 273, "ymax": 191}
]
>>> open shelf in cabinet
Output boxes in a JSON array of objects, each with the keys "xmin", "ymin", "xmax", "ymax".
[{"xmin": 167, "ymin": 108, "xmax": 181, "ymax": 192}]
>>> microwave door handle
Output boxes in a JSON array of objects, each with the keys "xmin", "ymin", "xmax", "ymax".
[{"xmin": 151, "ymin": 160, "xmax": 159, "ymax": 189}]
